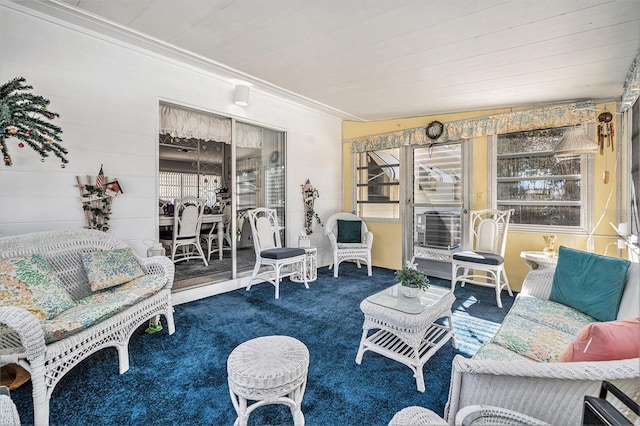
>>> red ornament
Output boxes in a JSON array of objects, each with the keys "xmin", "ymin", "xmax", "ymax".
[
  {"xmin": 18, "ymin": 143, "xmax": 24, "ymax": 148},
  {"xmin": 26, "ymin": 130, "xmax": 32, "ymax": 136},
  {"xmin": 50, "ymin": 114, "xmax": 56, "ymax": 119}
]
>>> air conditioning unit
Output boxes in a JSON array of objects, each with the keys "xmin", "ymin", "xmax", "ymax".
[{"xmin": 417, "ymin": 211, "xmax": 461, "ymax": 249}]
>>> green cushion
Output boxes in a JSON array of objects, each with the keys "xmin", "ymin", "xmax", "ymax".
[
  {"xmin": 337, "ymin": 219, "xmax": 362, "ymax": 243},
  {"xmin": 0, "ymin": 254, "xmax": 76, "ymax": 320},
  {"xmin": 80, "ymin": 248, "xmax": 145, "ymax": 292},
  {"xmin": 549, "ymin": 246, "xmax": 630, "ymax": 322}
]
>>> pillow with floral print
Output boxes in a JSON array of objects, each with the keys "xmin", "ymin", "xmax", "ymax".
[
  {"xmin": 80, "ymin": 248, "xmax": 145, "ymax": 291},
  {"xmin": 0, "ymin": 254, "xmax": 76, "ymax": 320}
]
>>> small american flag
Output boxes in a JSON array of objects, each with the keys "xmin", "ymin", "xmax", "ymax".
[{"xmin": 96, "ymin": 165, "xmax": 105, "ymax": 187}]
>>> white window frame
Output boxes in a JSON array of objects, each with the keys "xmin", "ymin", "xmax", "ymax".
[
  {"xmin": 352, "ymin": 149, "xmax": 401, "ymax": 221},
  {"xmin": 489, "ymin": 125, "xmax": 594, "ymax": 234}
]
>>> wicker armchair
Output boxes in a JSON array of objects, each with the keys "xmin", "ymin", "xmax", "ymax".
[{"xmin": 324, "ymin": 212, "xmax": 373, "ymax": 278}]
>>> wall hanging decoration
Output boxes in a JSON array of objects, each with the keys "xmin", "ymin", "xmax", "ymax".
[
  {"xmin": 597, "ymin": 109, "xmax": 614, "ymax": 155},
  {"xmin": 75, "ymin": 165, "xmax": 121, "ymax": 232},
  {"xmin": 302, "ymin": 179, "xmax": 322, "ymax": 235},
  {"xmin": 0, "ymin": 77, "xmax": 68, "ymax": 167},
  {"xmin": 425, "ymin": 120, "xmax": 444, "ymax": 140}
]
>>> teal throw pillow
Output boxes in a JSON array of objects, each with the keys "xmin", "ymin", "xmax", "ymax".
[
  {"xmin": 549, "ymin": 246, "xmax": 630, "ymax": 322},
  {"xmin": 337, "ymin": 219, "xmax": 362, "ymax": 243},
  {"xmin": 80, "ymin": 248, "xmax": 145, "ymax": 292},
  {"xmin": 0, "ymin": 254, "xmax": 76, "ymax": 320}
]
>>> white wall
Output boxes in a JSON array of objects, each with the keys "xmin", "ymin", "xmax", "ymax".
[{"xmin": 0, "ymin": 4, "xmax": 342, "ymax": 265}]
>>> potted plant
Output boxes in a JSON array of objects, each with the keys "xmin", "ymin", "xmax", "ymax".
[{"xmin": 395, "ymin": 261, "xmax": 430, "ymax": 298}]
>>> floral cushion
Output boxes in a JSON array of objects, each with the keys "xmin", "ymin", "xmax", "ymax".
[
  {"xmin": 473, "ymin": 342, "xmax": 532, "ymax": 361},
  {"xmin": 80, "ymin": 248, "xmax": 145, "ymax": 291},
  {"xmin": 0, "ymin": 254, "xmax": 76, "ymax": 320},
  {"xmin": 491, "ymin": 314, "xmax": 578, "ymax": 362},
  {"xmin": 41, "ymin": 273, "xmax": 167, "ymax": 343},
  {"xmin": 510, "ymin": 295, "xmax": 597, "ymax": 336}
]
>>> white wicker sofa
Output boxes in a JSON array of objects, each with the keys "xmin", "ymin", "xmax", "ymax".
[
  {"xmin": 0, "ymin": 230, "xmax": 175, "ymax": 426},
  {"xmin": 443, "ymin": 261, "xmax": 640, "ymax": 425}
]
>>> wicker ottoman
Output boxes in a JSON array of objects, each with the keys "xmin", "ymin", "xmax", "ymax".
[{"xmin": 227, "ymin": 335, "xmax": 310, "ymax": 426}]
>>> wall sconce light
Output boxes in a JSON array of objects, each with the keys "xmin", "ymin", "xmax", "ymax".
[
  {"xmin": 234, "ymin": 84, "xmax": 250, "ymax": 107},
  {"xmin": 554, "ymin": 125, "xmax": 598, "ymax": 159}
]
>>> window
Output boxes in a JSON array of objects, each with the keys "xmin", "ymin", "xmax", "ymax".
[
  {"xmin": 495, "ymin": 126, "xmax": 592, "ymax": 230},
  {"xmin": 355, "ymin": 148, "xmax": 400, "ymax": 219},
  {"xmin": 158, "ymin": 171, "xmax": 221, "ymax": 206}
]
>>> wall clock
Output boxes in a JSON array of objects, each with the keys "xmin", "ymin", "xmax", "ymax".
[{"xmin": 426, "ymin": 120, "xmax": 444, "ymax": 140}]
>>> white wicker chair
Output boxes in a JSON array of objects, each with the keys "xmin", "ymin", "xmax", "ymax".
[
  {"xmin": 451, "ymin": 209, "xmax": 512, "ymax": 307},
  {"xmin": 0, "ymin": 230, "xmax": 175, "ymax": 426},
  {"xmin": 160, "ymin": 196, "xmax": 208, "ymax": 266},
  {"xmin": 246, "ymin": 208, "xmax": 308, "ymax": 299},
  {"xmin": 324, "ymin": 212, "xmax": 373, "ymax": 278},
  {"xmin": 202, "ymin": 199, "xmax": 232, "ymax": 261}
]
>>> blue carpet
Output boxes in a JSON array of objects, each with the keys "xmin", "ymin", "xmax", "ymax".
[{"xmin": 12, "ymin": 264, "xmax": 514, "ymax": 425}]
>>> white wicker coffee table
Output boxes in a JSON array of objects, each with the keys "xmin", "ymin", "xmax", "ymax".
[
  {"xmin": 356, "ymin": 284, "xmax": 457, "ymax": 392},
  {"xmin": 227, "ymin": 335, "xmax": 309, "ymax": 426}
]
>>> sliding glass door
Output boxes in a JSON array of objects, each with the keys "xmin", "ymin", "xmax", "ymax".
[
  {"xmin": 158, "ymin": 104, "xmax": 286, "ymax": 289},
  {"xmin": 235, "ymin": 122, "xmax": 286, "ymax": 275}
]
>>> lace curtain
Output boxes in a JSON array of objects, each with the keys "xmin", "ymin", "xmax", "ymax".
[
  {"xmin": 159, "ymin": 104, "xmax": 261, "ymax": 148},
  {"xmin": 349, "ymin": 101, "xmax": 595, "ymax": 153}
]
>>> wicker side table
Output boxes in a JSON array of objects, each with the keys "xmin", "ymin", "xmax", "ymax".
[
  {"xmin": 291, "ymin": 247, "xmax": 317, "ymax": 283},
  {"xmin": 356, "ymin": 285, "xmax": 457, "ymax": 392},
  {"xmin": 227, "ymin": 335, "xmax": 310, "ymax": 426}
]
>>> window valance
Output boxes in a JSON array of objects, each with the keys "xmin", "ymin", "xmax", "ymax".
[
  {"xmin": 235, "ymin": 122, "xmax": 263, "ymax": 149},
  {"xmin": 619, "ymin": 50, "xmax": 640, "ymax": 113},
  {"xmin": 349, "ymin": 101, "xmax": 595, "ymax": 153},
  {"xmin": 160, "ymin": 104, "xmax": 231, "ymax": 144},
  {"xmin": 159, "ymin": 105, "xmax": 262, "ymax": 148}
]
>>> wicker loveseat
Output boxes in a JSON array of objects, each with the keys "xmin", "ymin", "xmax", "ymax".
[
  {"xmin": 443, "ymin": 259, "xmax": 640, "ymax": 425},
  {"xmin": 0, "ymin": 230, "xmax": 175, "ymax": 426}
]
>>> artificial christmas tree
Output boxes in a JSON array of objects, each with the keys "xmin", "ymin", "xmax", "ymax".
[{"xmin": 0, "ymin": 77, "xmax": 68, "ymax": 167}]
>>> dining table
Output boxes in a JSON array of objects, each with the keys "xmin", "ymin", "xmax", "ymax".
[{"xmin": 159, "ymin": 213, "xmax": 225, "ymax": 260}]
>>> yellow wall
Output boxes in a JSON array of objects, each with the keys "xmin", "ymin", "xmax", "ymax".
[{"xmin": 343, "ymin": 102, "xmax": 624, "ymax": 290}]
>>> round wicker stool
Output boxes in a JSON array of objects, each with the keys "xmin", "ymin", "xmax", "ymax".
[{"xmin": 227, "ymin": 335, "xmax": 309, "ymax": 426}]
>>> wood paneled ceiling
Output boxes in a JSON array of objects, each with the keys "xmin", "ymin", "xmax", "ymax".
[{"xmin": 13, "ymin": 0, "xmax": 640, "ymax": 121}]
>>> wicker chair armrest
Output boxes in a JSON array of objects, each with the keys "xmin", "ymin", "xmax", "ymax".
[
  {"xmin": 138, "ymin": 255, "xmax": 175, "ymax": 289},
  {"xmin": 520, "ymin": 268, "xmax": 555, "ymax": 300},
  {"xmin": 451, "ymin": 355, "xmax": 640, "ymax": 380},
  {"xmin": 454, "ymin": 405, "xmax": 550, "ymax": 426},
  {"xmin": 388, "ymin": 406, "xmax": 447, "ymax": 425},
  {"xmin": 364, "ymin": 231, "xmax": 373, "ymax": 248},
  {"xmin": 445, "ymin": 355, "xmax": 640, "ymax": 425},
  {"xmin": 0, "ymin": 306, "xmax": 46, "ymax": 362},
  {"xmin": 326, "ymin": 232, "xmax": 338, "ymax": 250}
]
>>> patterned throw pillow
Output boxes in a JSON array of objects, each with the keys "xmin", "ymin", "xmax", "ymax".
[
  {"xmin": 0, "ymin": 254, "xmax": 76, "ymax": 320},
  {"xmin": 80, "ymin": 248, "xmax": 145, "ymax": 292}
]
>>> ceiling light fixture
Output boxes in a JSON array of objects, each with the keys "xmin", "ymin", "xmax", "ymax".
[
  {"xmin": 234, "ymin": 84, "xmax": 250, "ymax": 107},
  {"xmin": 554, "ymin": 125, "xmax": 598, "ymax": 159}
]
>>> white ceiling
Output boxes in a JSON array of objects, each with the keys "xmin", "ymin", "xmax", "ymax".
[{"xmin": 13, "ymin": 0, "xmax": 640, "ymax": 121}]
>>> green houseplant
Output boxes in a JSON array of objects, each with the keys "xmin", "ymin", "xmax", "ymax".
[{"xmin": 395, "ymin": 261, "xmax": 430, "ymax": 297}]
